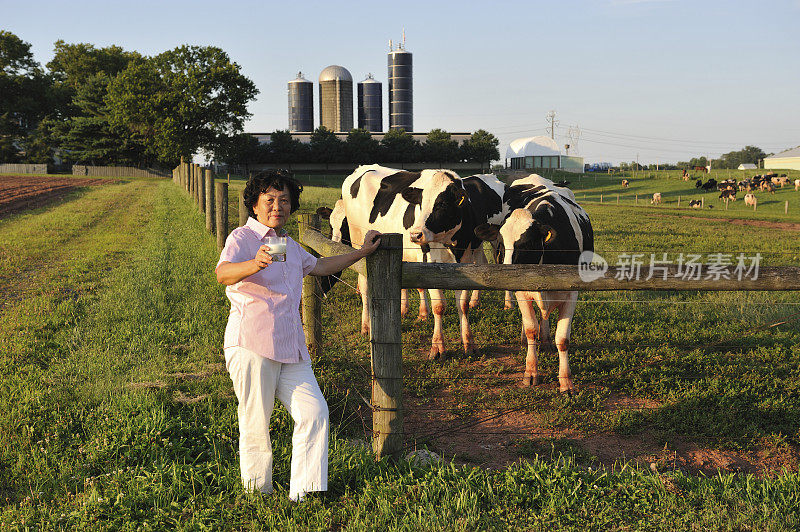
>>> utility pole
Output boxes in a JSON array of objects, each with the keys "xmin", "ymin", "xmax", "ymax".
[{"xmin": 546, "ymin": 110, "xmax": 558, "ymax": 140}]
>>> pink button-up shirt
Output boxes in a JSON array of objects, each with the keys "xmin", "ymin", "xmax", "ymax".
[{"xmin": 217, "ymin": 217, "xmax": 318, "ymax": 363}]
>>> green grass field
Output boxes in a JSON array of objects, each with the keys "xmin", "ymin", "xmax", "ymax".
[{"xmin": 1, "ymin": 172, "xmax": 799, "ymax": 529}]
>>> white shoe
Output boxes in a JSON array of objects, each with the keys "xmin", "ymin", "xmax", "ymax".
[{"xmin": 289, "ymin": 492, "xmax": 307, "ymax": 503}]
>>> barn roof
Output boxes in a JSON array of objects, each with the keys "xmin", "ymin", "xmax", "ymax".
[
  {"xmin": 766, "ymin": 145, "xmax": 800, "ymax": 159},
  {"xmin": 505, "ymin": 136, "xmax": 561, "ymax": 158}
]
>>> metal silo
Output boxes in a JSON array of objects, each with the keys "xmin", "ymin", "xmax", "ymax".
[
  {"xmin": 388, "ymin": 46, "xmax": 412, "ymax": 131},
  {"xmin": 357, "ymin": 73, "xmax": 383, "ymax": 132},
  {"xmin": 318, "ymin": 65, "xmax": 353, "ymax": 132},
  {"xmin": 288, "ymin": 72, "xmax": 314, "ymax": 132}
]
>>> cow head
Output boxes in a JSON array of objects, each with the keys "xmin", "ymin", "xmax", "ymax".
[
  {"xmin": 475, "ymin": 209, "xmax": 555, "ymax": 265},
  {"xmin": 404, "ymin": 170, "xmax": 467, "ymax": 245}
]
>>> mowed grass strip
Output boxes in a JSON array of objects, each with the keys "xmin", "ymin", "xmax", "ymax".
[{"xmin": 0, "ymin": 180, "xmax": 798, "ymax": 529}]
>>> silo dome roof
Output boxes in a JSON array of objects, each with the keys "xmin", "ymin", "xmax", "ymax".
[
  {"xmin": 319, "ymin": 65, "xmax": 353, "ymax": 82},
  {"xmin": 505, "ymin": 136, "xmax": 561, "ymax": 158}
]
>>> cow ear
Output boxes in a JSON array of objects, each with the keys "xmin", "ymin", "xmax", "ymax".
[
  {"xmin": 401, "ymin": 187, "xmax": 423, "ymax": 205},
  {"xmin": 316, "ymin": 207, "xmax": 333, "ymax": 219},
  {"xmin": 456, "ymin": 188, "xmax": 468, "ymax": 207},
  {"xmin": 536, "ymin": 223, "xmax": 556, "ymax": 244},
  {"xmin": 474, "ymin": 223, "xmax": 501, "ymax": 241}
]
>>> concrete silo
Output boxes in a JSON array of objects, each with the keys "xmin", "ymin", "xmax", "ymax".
[
  {"xmin": 318, "ymin": 65, "xmax": 353, "ymax": 132},
  {"xmin": 388, "ymin": 46, "xmax": 412, "ymax": 131},
  {"xmin": 357, "ymin": 73, "xmax": 383, "ymax": 132},
  {"xmin": 287, "ymin": 72, "xmax": 314, "ymax": 132}
]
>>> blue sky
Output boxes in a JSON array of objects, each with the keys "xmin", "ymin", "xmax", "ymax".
[{"xmin": 4, "ymin": 0, "xmax": 799, "ymax": 164}]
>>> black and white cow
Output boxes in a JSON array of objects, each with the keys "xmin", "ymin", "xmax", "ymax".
[
  {"xmin": 402, "ymin": 169, "xmax": 512, "ymax": 357},
  {"xmin": 330, "ymin": 165, "xmax": 442, "ymax": 335},
  {"xmin": 474, "ymin": 174, "xmax": 593, "ymax": 394}
]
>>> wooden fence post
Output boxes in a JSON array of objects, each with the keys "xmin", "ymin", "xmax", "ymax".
[
  {"xmin": 678, "ymin": 195, "xmax": 681, "ymax": 207},
  {"xmin": 189, "ymin": 164, "xmax": 195, "ymax": 199},
  {"xmin": 367, "ymin": 233, "xmax": 403, "ymax": 460},
  {"xmin": 198, "ymin": 168, "xmax": 205, "ymax": 213},
  {"xmin": 299, "ymin": 214, "xmax": 323, "ymax": 355},
  {"xmin": 635, "ymin": 194, "xmax": 638, "ymax": 205},
  {"xmin": 215, "ymin": 182, "xmax": 228, "ymax": 251},
  {"xmin": 205, "ymin": 169, "xmax": 215, "ymax": 233},
  {"xmin": 239, "ymin": 189, "xmax": 249, "ymax": 227}
]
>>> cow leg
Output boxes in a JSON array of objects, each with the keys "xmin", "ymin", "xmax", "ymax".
[
  {"xmin": 416, "ymin": 289, "xmax": 429, "ymax": 321},
  {"xmin": 358, "ymin": 274, "xmax": 369, "ymax": 335},
  {"xmin": 429, "ymin": 288, "xmax": 446, "ymax": 360},
  {"xmin": 554, "ymin": 293, "xmax": 578, "ymax": 394},
  {"xmin": 517, "ymin": 291, "xmax": 542, "ymax": 386},
  {"xmin": 469, "ymin": 250, "xmax": 487, "ymax": 309},
  {"xmin": 505, "ymin": 290, "xmax": 514, "ymax": 310},
  {"xmin": 539, "ymin": 314, "xmax": 551, "ymax": 349},
  {"xmin": 457, "ymin": 289, "xmax": 475, "ymax": 355},
  {"xmin": 400, "ymin": 288, "xmax": 409, "ymax": 317}
]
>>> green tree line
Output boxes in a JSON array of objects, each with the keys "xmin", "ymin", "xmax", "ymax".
[
  {"xmin": 1, "ymin": 31, "xmax": 499, "ymax": 168},
  {"xmin": 217, "ymin": 127, "xmax": 500, "ymax": 166}
]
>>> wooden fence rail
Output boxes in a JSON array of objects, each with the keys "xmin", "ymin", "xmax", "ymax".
[{"xmin": 298, "ymin": 226, "xmax": 800, "ymax": 460}]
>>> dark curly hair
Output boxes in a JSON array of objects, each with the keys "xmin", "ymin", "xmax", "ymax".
[{"xmin": 243, "ymin": 170, "xmax": 303, "ymax": 218}]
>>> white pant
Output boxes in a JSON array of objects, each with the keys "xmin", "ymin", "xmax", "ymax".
[{"xmin": 224, "ymin": 346, "xmax": 328, "ymax": 498}]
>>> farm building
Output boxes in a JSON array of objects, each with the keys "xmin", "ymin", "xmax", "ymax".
[
  {"xmin": 505, "ymin": 135, "xmax": 584, "ymax": 173},
  {"xmin": 737, "ymin": 163, "xmax": 757, "ymax": 170},
  {"xmin": 764, "ymin": 145, "xmax": 800, "ymax": 170}
]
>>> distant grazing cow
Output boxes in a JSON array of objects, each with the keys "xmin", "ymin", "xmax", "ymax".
[
  {"xmin": 688, "ymin": 199, "xmax": 702, "ymax": 208},
  {"xmin": 695, "ymin": 179, "xmax": 702, "ymax": 189},
  {"xmin": 474, "ymin": 175, "xmax": 593, "ymax": 394},
  {"xmin": 744, "ymin": 193, "xmax": 757, "ymax": 207},
  {"xmin": 772, "ymin": 176, "xmax": 789, "ymax": 187},
  {"xmin": 622, "ymin": 179, "xmax": 629, "ymax": 188},
  {"xmin": 760, "ymin": 181, "xmax": 776, "ymax": 194},
  {"xmin": 651, "ymin": 192, "xmax": 662, "ymax": 205},
  {"xmin": 700, "ymin": 178, "xmax": 717, "ymax": 191},
  {"xmin": 719, "ymin": 189, "xmax": 737, "ymax": 202},
  {"xmin": 795, "ymin": 179, "xmax": 800, "ymax": 191}
]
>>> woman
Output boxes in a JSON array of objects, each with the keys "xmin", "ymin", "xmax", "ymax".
[{"xmin": 216, "ymin": 170, "xmax": 380, "ymax": 502}]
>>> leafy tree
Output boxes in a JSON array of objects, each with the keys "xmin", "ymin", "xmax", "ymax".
[
  {"xmin": 308, "ymin": 126, "xmax": 344, "ymax": 163},
  {"xmin": 106, "ymin": 45, "xmax": 258, "ymax": 165},
  {"xmin": 266, "ymin": 130, "xmax": 308, "ymax": 163},
  {"xmin": 44, "ymin": 41, "xmax": 143, "ymax": 164},
  {"xmin": 345, "ymin": 128, "xmax": 379, "ymax": 163},
  {"xmin": 460, "ymin": 129, "xmax": 499, "ymax": 164},
  {"xmin": 215, "ymin": 133, "xmax": 263, "ymax": 165},
  {"xmin": 0, "ymin": 31, "xmax": 52, "ymax": 161},
  {"xmin": 380, "ymin": 128, "xmax": 421, "ymax": 163},
  {"xmin": 423, "ymin": 128, "xmax": 459, "ymax": 163},
  {"xmin": 716, "ymin": 146, "xmax": 768, "ymax": 169}
]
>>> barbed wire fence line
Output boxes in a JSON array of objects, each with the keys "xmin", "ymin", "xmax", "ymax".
[{"xmin": 294, "ymin": 214, "xmax": 800, "ymax": 463}]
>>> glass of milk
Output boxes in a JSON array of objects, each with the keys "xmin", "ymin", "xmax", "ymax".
[{"xmin": 265, "ymin": 236, "xmax": 287, "ymax": 262}]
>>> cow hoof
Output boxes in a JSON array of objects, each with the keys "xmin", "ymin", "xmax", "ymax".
[
  {"xmin": 416, "ymin": 314, "xmax": 428, "ymax": 322},
  {"xmin": 429, "ymin": 345, "xmax": 446, "ymax": 361},
  {"xmin": 522, "ymin": 374, "xmax": 543, "ymax": 386},
  {"xmin": 559, "ymin": 388, "xmax": 574, "ymax": 398},
  {"xmin": 504, "ymin": 303, "xmax": 514, "ymax": 310},
  {"xmin": 361, "ymin": 326, "xmax": 370, "ymax": 335},
  {"xmin": 469, "ymin": 300, "xmax": 480, "ymax": 309}
]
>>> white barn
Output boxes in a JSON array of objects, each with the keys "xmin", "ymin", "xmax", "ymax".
[
  {"xmin": 764, "ymin": 146, "xmax": 800, "ymax": 171},
  {"xmin": 505, "ymin": 135, "xmax": 584, "ymax": 173},
  {"xmin": 737, "ymin": 163, "xmax": 757, "ymax": 170}
]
